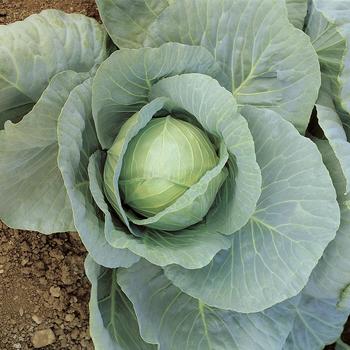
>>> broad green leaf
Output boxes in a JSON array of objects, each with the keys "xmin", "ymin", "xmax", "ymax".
[
  {"xmin": 0, "ymin": 9, "xmax": 108, "ymax": 128},
  {"xmin": 85, "ymin": 255, "xmax": 155, "ymax": 350},
  {"xmin": 0, "ymin": 71, "xmax": 89, "ymax": 233},
  {"xmin": 285, "ymin": 0, "xmax": 308, "ymax": 29},
  {"xmin": 150, "ymin": 74, "xmax": 262, "ymax": 236},
  {"xmin": 95, "ymin": 0, "xmax": 171, "ymax": 49},
  {"xmin": 336, "ymin": 339, "xmax": 350, "ymax": 350},
  {"xmin": 312, "ymin": 0, "xmax": 350, "ymax": 23},
  {"xmin": 89, "ymin": 142, "xmax": 231, "ymax": 269},
  {"xmin": 164, "ymin": 106, "xmax": 339, "ymax": 313},
  {"xmin": 283, "ymin": 139, "xmax": 350, "ymax": 350},
  {"xmin": 283, "ymin": 293, "xmax": 350, "ymax": 350},
  {"xmin": 118, "ymin": 259, "xmax": 297, "ymax": 350},
  {"xmin": 142, "ymin": 0, "xmax": 320, "ymax": 132},
  {"xmin": 315, "ymin": 103, "xmax": 350, "ymax": 193},
  {"xmin": 92, "ymin": 42, "xmax": 219, "ymax": 149},
  {"xmin": 306, "ymin": 0, "xmax": 350, "ymax": 116},
  {"xmin": 306, "ymin": 141, "xmax": 350, "ymax": 301},
  {"xmin": 57, "ymin": 79, "xmax": 139, "ymax": 268}
]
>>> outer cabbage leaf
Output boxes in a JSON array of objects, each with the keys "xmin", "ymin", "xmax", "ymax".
[
  {"xmin": 0, "ymin": 9, "xmax": 108, "ymax": 128},
  {"xmin": 57, "ymin": 78, "xmax": 139, "ymax": 268},
  {"xmin": 306, "ymin": 0, "xmax": 350, "ymax": 116},
  {"xmin": 311, "ymin": 0, "xmax": 350, "ymax": 24},
  {"xmin": 305, "ymin": 141, "xmax": 350, "ymax": 300},
  {"xmin": 283, "ymin": 140, "xmax": 350, "ymax": 350},
  {"xmin": 336, "ymin": 339, "xmax": 350, "ymax": 350},
  {"xmin": 164, "ymin": 106, "xmax": 339, "ymax": 313},
  {"xmin": 92, "ymin": 42, "xmax": 220, "ymax": 149},
  {"xmin": 314, "ymin": 102, "xmax": 350, "ymax": 193},
  {"xmin": 283, "ymin": 293, "xmax": 350, "ymax": 350},
  {"xmin": 117, "ymin": 259, "xmax": 297, "ymax": 350},
  {"xmin": 85, "ymin": 255, "xmax": 155, "ymax": 350},
  {"xmin": 95, "ymin": 0, "xmax": 172, "ymax": 49},
  {"xmin": 98, "ymin": 0, "xmax": 320, "ymax": 132},
  {"xmin": 285, "ymin": 0, "xmax": 308, "ymax": 29},
  {"xmin": 0, "ymin": 71, "xmax": 90, "ymax": 233}
]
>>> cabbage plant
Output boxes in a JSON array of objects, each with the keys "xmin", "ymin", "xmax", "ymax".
[{"xmin": 1, "ymin": 0, "xmax": 350, "ymax": 349}]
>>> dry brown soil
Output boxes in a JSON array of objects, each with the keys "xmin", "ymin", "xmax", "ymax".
[
  {"xmin": 0, "ymin": 2, "xmax": 98, "ymax": 349},
  {"xmin": 0, "ymin": 0, "xmax": 99, "ymax": 24},
  {"xmin": 0, "ymin": 223, "xmax": 92, "ymax": 349}
]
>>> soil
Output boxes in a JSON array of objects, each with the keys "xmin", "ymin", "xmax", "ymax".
[
  {"xmin": 0, "ymin": 223, "xmax": 92, "ymax": 349},
  {"xmin": 0, "ymin": 0, "xmax": 99, "ymax": 24},
  {"xmin": 0, "ymin": 2, "xmax": 97, "ymax": 350},
  {"xmin": 0, "ymin": 0, "xmax": 349, "ymax": 349}
]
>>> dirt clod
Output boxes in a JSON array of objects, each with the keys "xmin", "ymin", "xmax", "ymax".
[
  {"xmin": 0, "ymin": 221, "xmax": 93, "ymax": 349},
  {"xmin": 50, "ymin": 286, "xmax": 61, "ymax": 298},
  {"xmin": 31, "ymin": 329, "xmax": 56, "ymax": 348}
]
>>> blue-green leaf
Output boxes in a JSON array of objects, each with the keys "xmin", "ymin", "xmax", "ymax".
[
  {"xmin": 85, "ymin": 255, "xmax": 155, "ymax": 350},
  {"xmin": 57, "ymin": 78, "xmax": 139, "ymax": 268},
  {"xmin": 0, "ymin": 71, "xmax": 89, "ymax": 233},
  {"xmin": 165, "ymin": 106, "xmax": 339, "ymax": 313},
  {"xmin": 0, "ymin": 10, "xmax": 108, "ymax": 128},
  {"xmin": 118, "ymin": 259, "xmax": 297, "ymax": 350}
]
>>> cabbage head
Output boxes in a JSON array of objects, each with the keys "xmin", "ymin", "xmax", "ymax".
[{"xmin": 1, "ymin": 1, "xmax": 350, "ymax": 349}]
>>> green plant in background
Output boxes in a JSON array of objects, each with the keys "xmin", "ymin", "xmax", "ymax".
[{"xmin": 1, "ymin": 0, "xmax": 350, "ymax": 349}]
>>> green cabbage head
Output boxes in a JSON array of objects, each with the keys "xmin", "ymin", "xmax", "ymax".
[
  {"xmin": 1, "ymin": 1, "xmax": 350, "ymax": 349},
  {"xmin": 104, "ymin": 115, "xmax": 228, "ymax": 230}
]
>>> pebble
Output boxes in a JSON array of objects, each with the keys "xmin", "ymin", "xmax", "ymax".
[
  {"xmin": 31, "ymin": 329, "xmax": 56, "ymax": 348},
  {"xmin": 19, "ymin": 308, "xmax": 24, "ymax": 317},
  {"xmin": 13, "ymin": 344, "xmax": 21, "ymax": 349},
  {"xmin": 49, "ymin": 286, "xmax": 61, "ymax": 298},
  {"xmin": 65, "ymin": 314, "xmax": 75, "ymax": 322},
  {"xmin": 32, "ymin": 315, "xmax": 42, "ymax": 325}
]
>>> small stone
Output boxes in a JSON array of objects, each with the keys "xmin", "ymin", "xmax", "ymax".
[
  {"xmin": 49, "ymin": 286, "xmax": 61, "ymax": 298},
  {"xmin": 65, "ymin": 314, "xmax": 75, "ymax": 322},
  {"xmin": 71, "ymin": 328, "xmax": 79, "ymax": 340},
  {"xmin": 21, "ymin": 258, "xmax": 29, "ymax": 266},
  {"xmin": 0, "ymin": 269, "xmax": 4, "ymax": 274},
  {"xmin": 39, "ymin": 277, "xmax": 47, "ymax": 286},
  {"xmin": 13, "ymin": 344, "xmax": 21, "ymax": 349},
  {"xmin": 31, "ymin": 329, "xmax": 56, "ymax": 348},
  {"xmin": 32, "ymin": 315, "xmax": 42, "ymax": 325},
  {"xmin": 19, "ymin": 307, "xmax": 24, "ymax": 317}
]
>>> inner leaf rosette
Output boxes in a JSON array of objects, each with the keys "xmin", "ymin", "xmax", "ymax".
[
  {"xmin": 85, "ymin": 42, "xmax": 262, "ymax": 269},
  {"xmin": 58, "ymin": 42, "xmax": 339, "ymax": 313}
]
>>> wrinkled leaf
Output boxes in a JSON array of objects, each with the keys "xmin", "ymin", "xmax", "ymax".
[
  {"xmin": 118, "ymin": 259, "xmax": 297, "ymax": 350},
  {"xmin": 165, "ymin": 106, "xmax": 339, "ymax": 313},
  {"xmin": 57, "ymin": 78, "xmax": 139, "ymax": 267},
  {"xmin": 283, "ymin": 293, "xmax": 349, "ymax": 350},
  {"xmin": 285, "ymin": 0, "xmax": 308, "ymax": 29},
  {"xmin": 85, "ymin": 255, "xmax": 155, "ymax": 350},
  {"xmin": 0, "ymin": 71, "xmax": 88, "ymax": 233},
  {"xmin": 150, "ymin": 74, "xmax": 262, "ymax": 236},
  {"xmin": 101, "ymin": 0, "xmax": 320, "ymax": 132},
  {"xmin": 0, "ymin": 10, "xmax": 108, "ymax": 128},
  {"xmin": 92, "ymin": 42, "xmax": 219, "ymax": 149}
]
